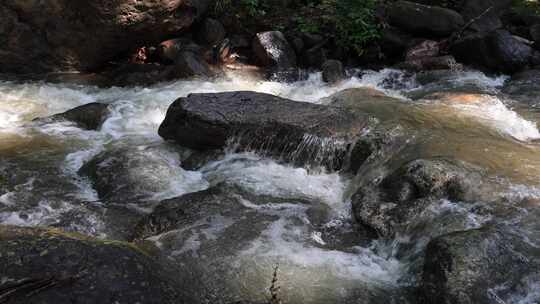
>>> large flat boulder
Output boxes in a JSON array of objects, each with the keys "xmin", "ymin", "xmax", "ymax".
[
  {"xmin": 0, "ymin": 0, "xmax": 210, "ymax": 74},
  {"xmin": 0, "ymin": 225, "xmax": 195, "ymax": 304},
  {"xmin": 158, "ymin": 91, "xmax": 371, "ymax": 170}
]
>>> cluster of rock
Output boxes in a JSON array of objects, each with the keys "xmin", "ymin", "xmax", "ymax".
[
  {"xmin": 7, "ymin": 87, "xmax": 540, "ymax": 303},
  {"xmin": 381, "ymin": 0, "xmax": 540, "ymax": 74},
  {"xmin": 0, "ymin": 0, "xmax": 344, "ymax": 86},
  {"xmin": 3, "ymin": 0, "xmax": 540, "ymax": 88}
]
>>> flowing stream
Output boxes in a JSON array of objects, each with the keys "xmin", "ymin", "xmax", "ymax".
[{"xmin": 1, "ymin": 69, "xmax": 539, "ymax": 303}]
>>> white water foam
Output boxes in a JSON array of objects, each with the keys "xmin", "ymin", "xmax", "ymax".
[
  {"xmin": 448, "ymin": 95, "xmax": 540, "ymax": 141},
  {"xmin": 201, "ymin": 152, "xmax": 347, "ymax": 209}
]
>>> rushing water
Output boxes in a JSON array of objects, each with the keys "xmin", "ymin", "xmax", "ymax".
[{"xmin": 1, "ymin": 69, "xmax": 540, "ymax": 303}]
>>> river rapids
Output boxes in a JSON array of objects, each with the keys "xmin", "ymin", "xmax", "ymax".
[{"xmin": 1, "ymin": 69, "xmax": 539, "ymax": 303}]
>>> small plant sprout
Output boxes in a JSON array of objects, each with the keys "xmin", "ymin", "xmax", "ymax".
[{"xmin": 269, "ymin": 264, "xmax": 282, "ymax": 304}]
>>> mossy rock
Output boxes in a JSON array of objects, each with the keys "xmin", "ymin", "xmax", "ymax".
[{"xmin": 0, "ymin": 225, "xmax": 196, "ymax": 304}]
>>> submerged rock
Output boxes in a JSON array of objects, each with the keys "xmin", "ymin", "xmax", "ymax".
[
  {"xmin": 130, "ymin": 184, "xmax": 382, "ymax": 303},
  {"xmin": 38, "ymin": 103, "xmax": 109, "ymax": 130},
  {"xmin": 0, "ymin": 1, "xmax": 210, "ymax": 74},
  {"xmin": 420, "ymin": 226, "xmax": 540, "ymax": 304},
  {"xmin": 158, "ymin": 91, "xmax": 371, "ymax": 170},
  {"xmin": 351, "ymin": 159, "xmax": 485, "ymax": 237},
  {"xmin": 78, "ymin": 146, "xmax": 198, "ymax": 205},
  {"xmin": 252, "ymin": 31, "xmax": 297, "ymax": 70},
  {"xmin": 502, "ymin": 68, "xmax": 540, "ymax": 105},
  {"xmin": 0, "ymin": 225, "xmax": 193, "ymax": 304},
  {"xmin": 132, "ymin": 185, "xmax": 282, "ymax": 241},
  {"xmin": 388, "ymin": 1, "xmax": 464, "ymax": 37}
]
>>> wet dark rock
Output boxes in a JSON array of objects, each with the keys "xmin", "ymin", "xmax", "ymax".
[
  {"xmin": 103, "ymin": 63, "xmax": 177, "ymax": 86},
  {"xmin": 420, "ymin": 226, "xmax": 540, "ymax": 304},
  {"xmin": 252, "ymin": 31, "xmax": 297, "ymax": 69},
  {"xmin": 322, "ymin": 60, "xmax": 346, "ymax": 84},
  {"xmin": 230, "ymin": 35, "xmax": 250, "ymax": 49},
  {"xmin": 158, "ymin": 38, "xmax": 204, "ymax": 63},
  {"xmin": 132, "ymin": 185, "xmax": 277, "ymax": 241},
  {"xmin": 388, "ymin": 1, "xmax": 465, "ymax": 37},
  {"xmin": 530, "ymin": 24, "xmax": 540, "ymax": 50},
  {"xmin": 302, "ymin": 44, "xmax": 328, "ymax": 69},
  {"xmin": 450, "ymin": 30, "xmax": 533, "ymax": 73},
  {"xmin": 398, "ymin": 55, "xmax": 461, "ymax": 72},
  {"xmin": 0, "ymin": 1, "xmax": 210, "ymax": 74},
  {"xmin": 290, "ymin": 36, "xmax": 305, "ymax": 54},
  {"xmin": 0, "ymin": 225, "xmax": 194, "ymax": 304},
  {"xmin": 502, "ymin": 9, "xmax": 540, "ymax": 27},
  {"xmin": 79, "ymin": 146, "xmax": 187, "ymax": 205},
  {"xmin": 213, "ymin": 38, "xmax": 232, "ymax": 64},
  {"xmin": 351, "ymin": 159, "xmax": 484, "ymax": 237},
  {"xmin": 158, "ymin": 91, "xmax": 370, "ymax": 170},
  {"xmin": 181, "ymin": 149, "xmax": 225, "ymax": 171},
  {"xmin": 78, "ymin": 146, "xmax": 199, "ymax": 239},
  {"xmin": 196, "ymin": 18, "xmax": 226, "ymax": 46},
  {"xmin": 379, "ymin": 27, "xmax": 413, "ymax": 60},
  {"xmin": 40, "ymin": 103, "xmax": 109, "ymax": 130},
  {"xmin": 302, "ymin": 33, "xmax": 326, "ymax": 49},
  {"xmin": 459, "ymin": 0, "xmax": 512, "ymax": 33},
  {"xmin": 173, "ymin": 51, "xmax": 214, "ymax": 78},
  {"xmin": 130, "ymin": 184, "xmax": 337, "ymax": 303},
  {"xmin": 44, "ymin": 73, "xmax": 110, "ymax": 87},
  {"xmin": 405, "ymin": 40, "xmax": 440, "ymax": 60}
]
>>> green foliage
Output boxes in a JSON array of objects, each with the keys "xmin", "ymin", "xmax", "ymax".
[
  {"xmin": 213, "ymin": 0, "xmax": 380, "ymax": 55},
  {"xmin": 215, "ymin": 0, "xmax": 267, "ymax": 17},
  {"xmin": 334, "ymin": 0, "xmax": 380, "ymax": 55},
  {"xmin": 295, "ymin": 16, "xmax": 321, "ymax": 33},
  {"xmin": 294, "ymin": 0, "xmax": 380, "ymax": 55},
  {"xmin": 512, "ymin": 0, "xmax": 540, "ymax": 15}
]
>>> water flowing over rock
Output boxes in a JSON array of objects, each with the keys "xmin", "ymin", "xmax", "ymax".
[
  {"xmin": 420, "ymin": 226, "xmax": 540, "ymax": 304},
  {"xmin": 158, "ymin": 91, "xmax": 371, "ymax": 170},
  {"xmin": 131, "ymin": 184, "xmax": 388, "ymax": 303},
  {"xmin": 387, "ymin": 1, "xmax": 465, "ymax": 37},
  {"xmin": 0, "ymin": 0, "xmax": 210, "ymax": 74},
  {"xmin": 132, "ymin": 185, "xmax": 282, "ymax": 241},
  {"xmin": 252, "ymin": 31, "xmax": 297, "ymax": 70},
  {"xmin": 351, "ymin": 159, "xmax": 486, "ymax": 237},
  {"xmin": 35, "ymin": 103, "xmax": 110, "ymax": 130},
  {"xmin": 0, "ymin": 225, "xmax": 194, "ymax": 304}
]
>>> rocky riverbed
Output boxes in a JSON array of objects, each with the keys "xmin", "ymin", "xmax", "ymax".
[{"xmin": 1, "ymin": 68, "xmax": 540, "ymax": 303}]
